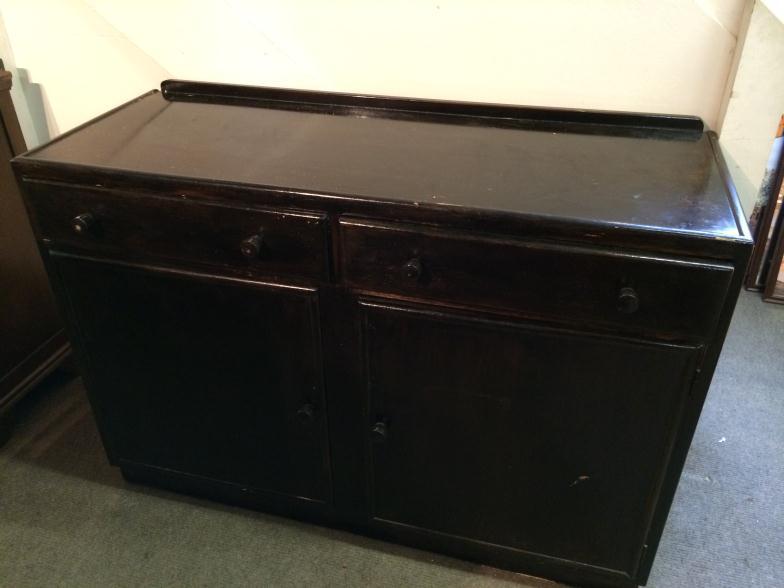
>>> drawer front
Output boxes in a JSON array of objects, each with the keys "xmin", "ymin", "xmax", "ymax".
[
  {"xmin": 24, "ymin": 182, "xmax": 329, "ymax": 281},
  {"xmin": 339, "ymin": 218, "xmax": 733, "ymax": 339}
]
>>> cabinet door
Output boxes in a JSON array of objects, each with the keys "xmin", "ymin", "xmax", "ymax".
[
  {"xmin": 361, "ymin": 300, "xmax": 699, "ymax": 575},
  {"xmin": 52, "ymin": 253, "xmax": 331, "ymax": 505}
]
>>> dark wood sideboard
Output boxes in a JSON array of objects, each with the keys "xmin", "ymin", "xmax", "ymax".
[{"xmin": 14, "ymin": 80, "xmax": 752, "ymax": 588}]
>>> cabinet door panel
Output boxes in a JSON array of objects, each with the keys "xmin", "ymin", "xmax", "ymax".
[
  {"xmin": 53, "ymin": 253, "xmax": 331, "ymax": 504},
  {"xmin": 361, "ymin": 300, "xmax": 698, "ymax": 575}
]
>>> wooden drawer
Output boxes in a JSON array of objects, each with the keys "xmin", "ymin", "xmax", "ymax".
[
  {"xmin": 339, "ymin": 217, "xmax": 733, "ymax": 339},
  {"xmin": 24, "ymin": 182, "xmax": 329, "ymax": 282}
]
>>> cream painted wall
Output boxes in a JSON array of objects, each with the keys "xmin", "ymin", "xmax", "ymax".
[
  {"xmin": 761, "ymin": 0, "xmax": 784, "ymax": 22},
  {"xmin": 1, "ymin": 0, "xmax": 747, "ymax": 147},
  {"xmin": 720, "ymin": 1, "xmax": 784, "ymax": 215}
]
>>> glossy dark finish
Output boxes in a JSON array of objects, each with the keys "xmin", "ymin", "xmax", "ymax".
[
  {"xmin": 370, "ymin": 421, "xmax": 388, "ymax": 443},
  {"xmin": 21, "ymin": 86, "xmax": 743, "ymax": 240},
  {"xmin": 618, "ymin": 287, "xmax": 640, "ymax": 314},
  {"xmin": 161, "ymin": 79, "xmax": 705, "ymax": 133},
  {"xmin": 52, "ymin": 254, "xmax": 331, "ymax": 503},
  {"xmin": 0, "ymin": 63, "xmax": 68, "ymax": 438},
  {"xmin": 402, "ymin": 257, "xmax": 423, "ymax": 281},
  {"xmin": 362, "ymin": 301, "xmax": 699, "ymax": 580},
  {"xmin": 25, "ymin": 180, "xmax": 329, "ymax": 282},
  {"xmin": 71, "ymin": 212, "xmax": 95, "ymax": 234},
  {"xmin": 240, "ymin": 230, "xmax": 264, "ymax": 259},
  {"xmin": 14, "ymin": 80, "xmax": 753, "ymax": 588},
  {"xmin": 340, "ymin": 217, "xmax": 733, "ymax": 340}
]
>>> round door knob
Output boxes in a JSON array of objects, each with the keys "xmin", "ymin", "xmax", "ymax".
[
  {"xmin": 240, "ymin": 231, "xmax": 264, "ymax": 259},
  {"xmin": 296, "ymin": 403, "xmax": 315, "ymax": 424},
  {"xmin": 618, "ymin": 286, "xmax": 640, "ymax": 314},
  {"xmin": 403, "ymin": 258, "xmax": 422, "ymax": 280},
  {"xmin": 371, "ymin": 421, "xmax": 388, "ymax": 442},
  {"xmin": 72, "ymin": 213, "xmax": 95, "ymax": 234}
]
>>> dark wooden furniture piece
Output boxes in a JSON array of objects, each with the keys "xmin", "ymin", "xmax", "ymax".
[
  {"xmin": 14, "ymin": 80, "xmax": 752, "ymax": 588},
  {"xmin": 745, "ymin": 118, "xmax": 784, "ymax": 292},
  {"xmin": 763, "ymin": 210, "xmax": 784, "ymax": 302},
  {"xmin": 0, "ymin": 62, "xmax": 68, "ymax": 444}
]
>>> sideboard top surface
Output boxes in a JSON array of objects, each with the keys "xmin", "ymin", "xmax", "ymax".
[{"xmin": 19, "ymin": 80, "xmax": 748, "ymax": 241}]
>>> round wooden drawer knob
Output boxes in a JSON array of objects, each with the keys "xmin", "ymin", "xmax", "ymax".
[
  {"xmin": 618, "ymin": 287, "xmax": 640, "ymax": 314},
  {"xmin": 296, "ymin": 403, "xmax": 315, "ymax": 424},
  {"xmin": 403, "ymin": 258, "xmax": 422, "ymax": 280},
  {"xmin": 371, "ymin": 421, "xmax": 388, "ymax": 442},
  {"xmin": 240, "ymin": 231, "xmax": 264, "ymax": 258},
  {"xmin": 72, "ymin": 213, "xmax": 95, "ymax": 234}
]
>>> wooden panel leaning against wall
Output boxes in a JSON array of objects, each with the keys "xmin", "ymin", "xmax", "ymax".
[{"xmin": 744, "ymin": 114, "xmax": 784, "ymax": 303}]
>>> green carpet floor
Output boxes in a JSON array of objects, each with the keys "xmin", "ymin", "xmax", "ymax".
[{"xmin": 1, "ymin": 290, "xmax": 782, "ymax": 587}]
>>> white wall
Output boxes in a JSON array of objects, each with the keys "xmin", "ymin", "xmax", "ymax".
[
  {"xmin": 720, "ymin": 1, "xmax": 784, "ymax": 215},
  {"xmin": 0, "ymin": 0, "xmax": 747, "ymax": 146},
  {"xmin": 761, "ymin": 0, "xmax": 784, "ymax": 22}
]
